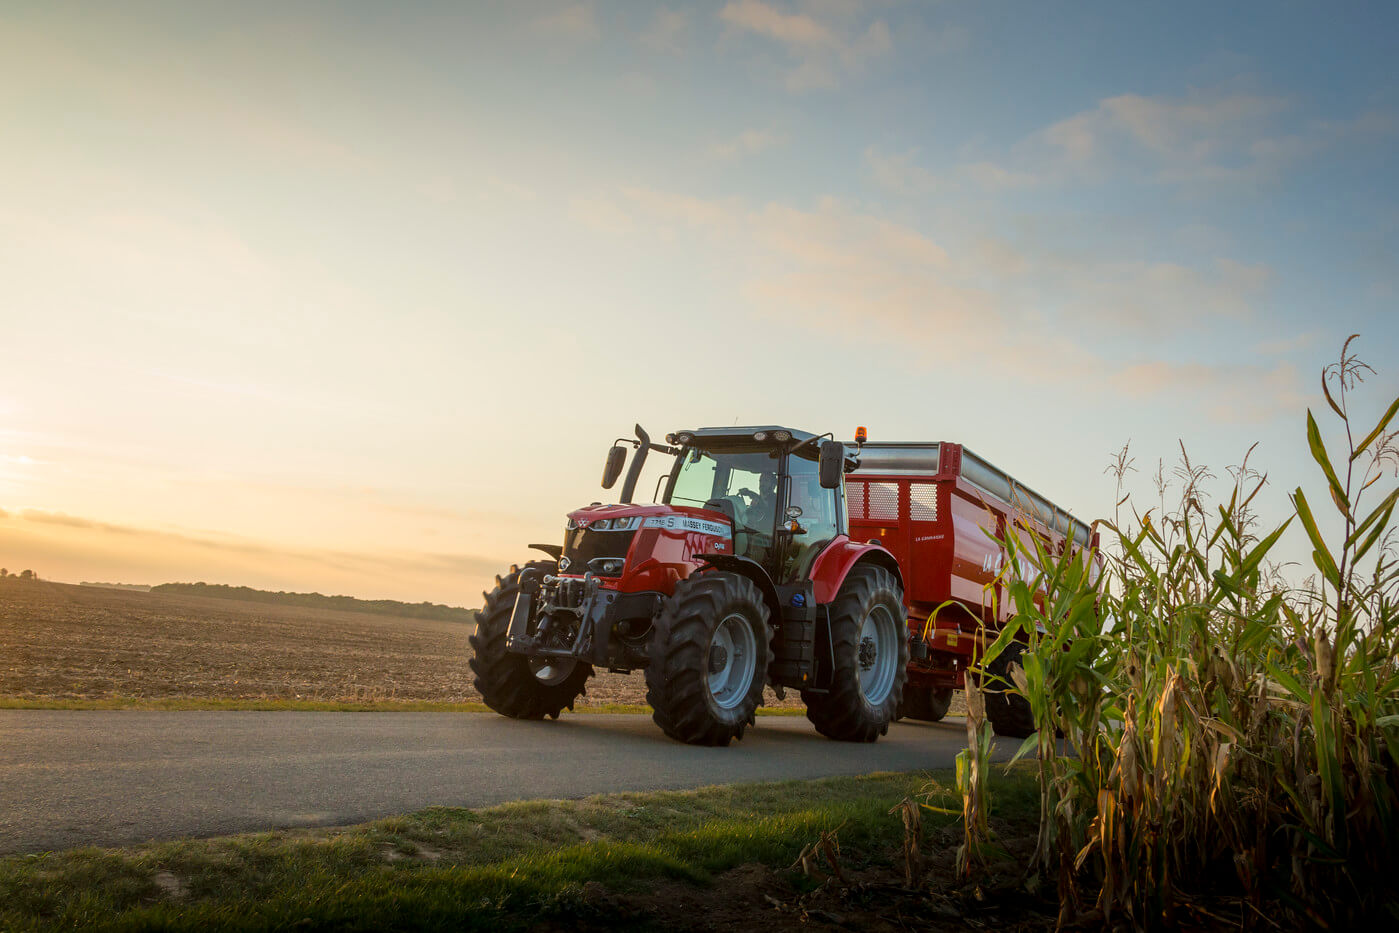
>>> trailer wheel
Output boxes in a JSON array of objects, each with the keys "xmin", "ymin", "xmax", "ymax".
[
  {"xmin": 645, "ymin": 572, "xmax": 771, "ymax": 747},
  {"xmin": 979, "ymin": 641, "xmax": 1036, "ymax": 738},
  {"xmin": 898, "ymin": 685, "xmax": 954, "ymax": 723},
  {"xmin": 469, "ymin": 562, "xmax": 592, "ymax": 720},
  {"xmin": 803, "ymin": 564, "xmax": 909, "ymax": 742}
]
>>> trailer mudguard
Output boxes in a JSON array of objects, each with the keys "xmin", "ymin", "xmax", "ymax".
[{"xmin": 807, "ymin": 536, "xmax": 904, "ymax": 605}]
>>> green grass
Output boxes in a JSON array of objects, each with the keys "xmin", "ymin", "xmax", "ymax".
[
  {"xmin": 0, "ymin": 768, "xmax": 1039, "ymax": 932},
  {"xmin": 0, "ymin": 697, "xmax": 811, "ymax": 715}
]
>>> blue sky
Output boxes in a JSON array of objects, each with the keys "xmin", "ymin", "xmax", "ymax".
[{"xmin": 1, "ymin": 1, "xmax": 1395, "ymax": 601}]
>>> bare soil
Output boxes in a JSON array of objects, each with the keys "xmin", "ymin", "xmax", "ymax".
[{"xmin": 0, "ymin": 579, "xmax": 817, "ymax": 709}]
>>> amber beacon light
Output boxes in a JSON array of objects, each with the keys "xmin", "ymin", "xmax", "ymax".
[{"xmin": 854, "ymin": 426, "xmax": 868, "ymax": 445}]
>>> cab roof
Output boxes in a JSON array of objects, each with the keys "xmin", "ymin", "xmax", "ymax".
[{"xmin": 667, "ymin": 426, "xmax": 819, "ymax": 448}]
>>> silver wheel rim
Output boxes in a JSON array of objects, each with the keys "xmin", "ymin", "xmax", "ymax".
[
  {"xmin": 857, "ymin": 603, "xmax": 899, "ymax": 706},
  {"xmin": 707, "ymin": 612, "xmax": 758, "ymax": 710},
  {"xmin": 529, "ymin": 657, "xmax": 577, "ymax": 686}
]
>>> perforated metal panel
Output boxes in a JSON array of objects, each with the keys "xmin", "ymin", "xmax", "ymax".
[
  {"xmin": 847, "ymin": 481, "xmax": 867, "ymax": 519},
  {"xmin": 909, "ymin": 483, "xmax": 938, "ymax": 521},
  {"xmin": 867, "ymin": 483, "xmax": 898, "ymax": 521}
]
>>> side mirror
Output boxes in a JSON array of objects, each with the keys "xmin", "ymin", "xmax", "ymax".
[
  {"xmin": 818, "ymin": 440, "xmax": 845, "ymax": 489},
  {"xmin": 601, "ymin": 445, "xmax": 627, "ymax": 489}
]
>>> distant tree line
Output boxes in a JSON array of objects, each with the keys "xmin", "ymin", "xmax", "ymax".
[
  {"xmin": 0, "ymin": 568, "xmax": 37, "ymax": 580},
  {"xmin": 151, "ymin": 582, "xmax": 478, "ymax": 623}
]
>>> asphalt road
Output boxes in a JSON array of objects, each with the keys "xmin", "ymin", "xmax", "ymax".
[{"xmin": 0, "ymin": 710, "xmax": 1010, "ymax": 854}]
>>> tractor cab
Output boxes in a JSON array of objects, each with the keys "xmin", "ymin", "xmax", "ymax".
[{"xmin": 659, "ymin": 427, "xmax": 846, "ymax": 584}]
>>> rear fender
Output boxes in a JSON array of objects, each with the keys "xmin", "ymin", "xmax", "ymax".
[
  {"xmin": 692, "ymin": 554, "xmax": 782, "ymax": 623},
  {"xmin": 808, "ymin": 536, "xmax": 905, "ymax": 606}
]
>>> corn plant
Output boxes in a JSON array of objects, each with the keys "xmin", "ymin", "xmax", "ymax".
[{"xmin": 958, "ymin": 336, "xmax": 1399, "ymax": 928}]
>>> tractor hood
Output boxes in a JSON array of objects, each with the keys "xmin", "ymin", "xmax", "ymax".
[{"xmin": 566, "ymin": 502, "xmax": 732, "ymax": 536}]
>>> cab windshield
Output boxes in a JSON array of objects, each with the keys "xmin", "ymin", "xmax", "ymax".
[{"xmin": 666, "ymin": 447, "xmax": 780, "ymax": 533}]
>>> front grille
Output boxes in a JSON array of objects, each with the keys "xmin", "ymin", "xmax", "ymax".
[{"xmin": 560, "ymin": 528, "xmax": 635, "ymax": 573}]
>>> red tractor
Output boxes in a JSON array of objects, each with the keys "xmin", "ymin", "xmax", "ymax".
[{"xmin": 470, "ymin": 425, "xmax": 907, "ymax": 746}]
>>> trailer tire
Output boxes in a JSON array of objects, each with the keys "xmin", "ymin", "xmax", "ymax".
[
  {"xmin": 803, "ymin": 564, "xmax": 908, "ymax": 743},
  {"xmin": 645, "ymin": 572, "xmax": 771, "ymax": 747},
  {"xmin": 898, "ymin": 685, "xmax": 953, "ymax": 723},
  {"xmin": 980, "ymin": 641, "xmax": 1036, "ymax": 739},
  {"xmin": 469, "ymin": 562, "xmax": 592, "ymax": 720}
]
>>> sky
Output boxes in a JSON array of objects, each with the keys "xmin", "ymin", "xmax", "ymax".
[{"xmin": 1, "ymin": 0, "xmax": 1396, "ymax": 605}]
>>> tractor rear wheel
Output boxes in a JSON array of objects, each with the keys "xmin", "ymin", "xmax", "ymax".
[
  {"xmin": 979, "ymin": 641, "xmax": 1036, "ymax": 738},
  {"xmin": 803, "ymin": 564, "xmax": 908, "ymax": 742},
  {"xmin": 898, "ymin": 685, "xmax": 954, "ymax": 723},
  {"xmin": 645, "ymin": 572, "xmax": 771, "ymax": 746},
  {"xmin": 469, "ymin": 561, "xmax": 592, "ymax": 720}
]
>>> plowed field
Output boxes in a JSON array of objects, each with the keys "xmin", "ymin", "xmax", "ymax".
[{"xmin": 0, "ymin": 580, "xmax": 819, "ymax": 709}]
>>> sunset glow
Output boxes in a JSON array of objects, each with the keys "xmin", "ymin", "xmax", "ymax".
[{"xmin": 1, "ymin": 1, "xmax": 1395, "ymax": 604}]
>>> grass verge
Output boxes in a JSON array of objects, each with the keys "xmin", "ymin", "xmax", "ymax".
[
  {"xmin": 0, "ymin": 767, "xmax": 1038, "ymax": 932},
  {"xmin": 0, "ymin": 697, "xmax": 810, "ymax": 715}
]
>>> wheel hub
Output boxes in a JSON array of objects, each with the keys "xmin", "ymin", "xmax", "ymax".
[
  {"xmin": 856, "ymin": 604, "xmax": 899, "ymax": 706},
  {"xmin": 706, "ymin": 612, "xmax": 758, "ymax": 710},
  {"xmin": 858, "ymin": 636, "xmax": 877, "ymax": 670}
]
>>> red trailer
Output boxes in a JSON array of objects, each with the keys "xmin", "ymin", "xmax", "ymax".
[{"xmin": 847, "ymin": 440, "xmax": 1099, "ymax": 733}]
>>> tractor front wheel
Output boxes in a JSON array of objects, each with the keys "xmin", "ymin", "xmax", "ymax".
[
  {"xmin": 803, "ymin": 564, "xmax": 908, "ymax": 742},
  {"xmin": 645, "ymin": 572, "xmax": 771, "ymax": 746},
  {"xmin": 469, "ymin": 562, "xmax": 592, "ymax": 720}
]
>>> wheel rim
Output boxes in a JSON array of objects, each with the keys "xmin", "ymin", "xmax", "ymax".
[
  {"xmin": 707, "ymin": 612, "xmax": 758, "ymax": 710},
  {"xmin": 856, "ymin": 603, "xmax": 899, "ymax": 706},
  {"xmin": 529, "ymin": 657, "xmax": 577, "ymax": 686}
]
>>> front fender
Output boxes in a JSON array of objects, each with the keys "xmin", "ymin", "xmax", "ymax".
[
  {"xmin": 807, "ymin": 536, "xmax": 904, "ymax": 605},
  {"xmin": 692, "ymin": 554, "xmax": 782, "ymax": 623}
]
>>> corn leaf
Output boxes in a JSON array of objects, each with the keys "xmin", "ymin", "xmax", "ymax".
[
  {"xmin": 1322, "ymin": 371, "xmax": 1345, "ymax": 418},
  {"xmin": 1306, "ymin": 411, "xmax": 1349, "ymax": 517},
  {"xmin": 1351, "ymin": 395, "xmax": 1399, "ymax": 462},
  {"xmin": 1353, "ymin": 505, "xmax": 1393, "ymax": 563},
  {"xmin": 1348, "ymin": 487, "xmax": 1399, "ymax": 547},
  {"xmin": 1239, "ymin": 518, "xmax": 1294, "ymax": 578},
  {"xmin": 1293, "ymin": 488, "xmax": 1340, "ymax": 588}
]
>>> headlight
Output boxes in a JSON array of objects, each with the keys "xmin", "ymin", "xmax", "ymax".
[
  {"xmin": 606, "ymin": 516, "xmax": 640, "ymax": 531},
  {"xmin": 752, "ymin": 431, "xmax": 768, "ymax": 441},
  {"xmin": 773, "ymin": 430, "xmax": 791, "ymax": 442}
]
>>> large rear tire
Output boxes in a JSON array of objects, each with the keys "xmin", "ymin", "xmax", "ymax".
[
  {"xmin": 979, "ymin": 640, "xmax": 1036, "ymax": 738},
  {"xmin": 803, "ymin": 564, "xmax": 908, "ymax": 742},
  {"xmin": 645, "ymin": 572, "xmax": 771, "ymax": 747},
  {"xmin": 469, "ymin": 562, "xmax": 592, "ymax": 720},
  {"xmin": 898, "ymin": 685, "xmax": 954, "ymax": 723}
]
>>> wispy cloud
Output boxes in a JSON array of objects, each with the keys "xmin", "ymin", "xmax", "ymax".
[
  {"xmin": 965, "ymin": 89, "xmax": 1397, "ymax": 190},
  {"xmin": 576, "ymin": 181, "xmax": 1304, "ymax": 421},
  {"xmin": 639, "ymin": 8, "xmax": 689, "ymax": 53},
  {"xmin": 708, "ymin": 128, "xmax": 785, "ymax": 160},
  {"xmin": 864, "ymin": 148, "xmax": 1036, "ymax": 196},
  {"xmin": 864, "ymin": 146, "xmax": 937, "ymax": 195},
  {"xmin": 532, "ymin": 2, "xmax": 599, "ymax": 40},
  {"xmin": 719, "ymin": 0, "xmax": 895, "ymax": 90},
  {"xmin": 720, "ymin": 0, "xmax": 835, "ymax": 47}
]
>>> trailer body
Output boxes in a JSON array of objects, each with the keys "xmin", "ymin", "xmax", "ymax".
[{"xmin": 846, "ymin": 441, "xmax": 1098, "ymax": 691}]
